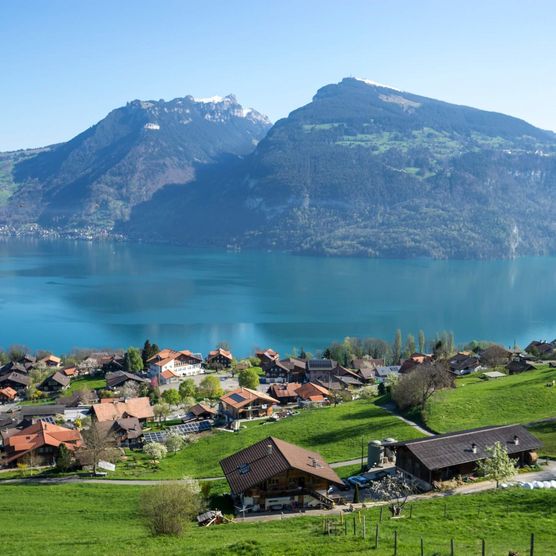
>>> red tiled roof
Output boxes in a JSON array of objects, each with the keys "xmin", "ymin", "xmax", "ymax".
[
  {"xmin": 220, "ymin": 387, "xmax": 278, "ymax": 409},
  {"xmin": 92, "ymin": 397, "xmax": 154, "ymax": 421},
  {"xmin": 0, "ymin": 386, "xmax": 17, "ymax": 400},
  {"xmin": 208, "ymin": 348, "xmax": 233, "ymax": 360}
]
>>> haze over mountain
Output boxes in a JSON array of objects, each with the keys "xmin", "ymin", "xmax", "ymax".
[{"xmin": 2, "ymin": 78, "xmax": 556, "ymax": 257}]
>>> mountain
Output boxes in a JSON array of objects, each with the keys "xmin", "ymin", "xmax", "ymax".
[
  {"xmin": 123, "ymin": 78, "xmax": 556, "ymax": 258},
  {"xmin": 0, "ymin": 94, "xmax": 271, "ymax": 230},
  {"xmin": 2, "ymin": 78, "xmax": 556, "ymax": 258}
]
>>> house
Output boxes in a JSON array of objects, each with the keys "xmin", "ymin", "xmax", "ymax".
[
  {"xmin": 394, "ymin": 424, "xmax": 542, "ymax": 490},
  {"xmin": 38, "ymin": 354, "xmax": 62, "ymax": 368},
  {"xmin": 0, "ymin": 361, "xmax": 29, "ymax": 376},
  {"xmin": 525, "ymin": 340, "xmax": 556, "ymax": 358},
  {"xmin": 351, "ymin": 358, "xmax": 384, "ymax": 382},
  {"xmin": 206, "ymin": 348, "xmax": 233, "ymax": 369},
  {"xmin": 184, "ymin": 403, "xmax": 217, "ymax": 421},
  {"xmin": 62, "ymin": 367, "xmax": 79, "ymax": 378},
  {"xmin": 220, "ymin": 436, "xmax": 344, "ymax": 513},
  {"xmin": 2, "ymin": 421, "xmax": 82, "ymax": 467},
  {"xmin": 264, "ymin": 357, "xmax": 306, "ymax": 383},
  {"xmin": 148, "ymin": 349, "xmax": 204, "ymax": 380},
  {"xmin": 305, "ymin": 359, "xmax": 362, "ymax": 387},
  {"xmin": 99, "ymin": 417, "xmax": 143, "ymax": 448},
  {"xmin": 0, "ymin": 386, "xmax": 17, "ymax": 403},
  {"xmin": 159, "ymin": 369, "xmax": 181, "ymax": 385},
  {"xmin": 295, "ymin": 382, "xmax": 330, "ymax": 404},
  {"xmin": 256, "ymin": 349, "xmax": 280, "ymax": 370},
  {"xmin": 478, "ymin": 345, "xmax": 512, "ymax": 367},
  {"xmin": 448, "ymin": 352, "xmax": 481, "ymax": 376},
  {"xmin": 92, "ymin": 397, "xmax": 154, "ymax": 423},
  {"xmin": 219, "ymin": 388, "xmax": 279, "ymax": 422},
  {"xmin": 507, "ymin": 356, "xmax": 537, "ymax": 374},
  {"xmin": 40, "ymin": 371, "xmax": 71, "ymax": 393},
  {"xmin": 20, "ymin": 405, "xmax": 67, "ymax": 424},
  {"xmin": 0, "ymin": 372, "xmax": 31, "ymax": 395},
  {"xmin": 374, "ymin": 366, "xmax": 401, "ymax": 384},
  {"xmin": 399, "ymin": 353, "xmax": 433, "ymax": 374},
  {"xmin": 105, "ymin": 371, "xmax": 150, "ymax": 390},
  {"xmin": 100, "ymin": 354, "xmax": 126, "ymax": 374},
  {"xmin": 266, "ymin": 383, "xmax": 302, "ymax": 405}
]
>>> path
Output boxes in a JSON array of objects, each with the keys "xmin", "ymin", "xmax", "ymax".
[{"xmin": 377, "ymin": 401, "xmax": 434, "ymax": 436}]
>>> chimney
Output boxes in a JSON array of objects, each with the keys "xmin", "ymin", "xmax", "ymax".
[
  {"xmin": 267, "ymin": 444, "xmax": 273, "ymax": 456},
  {"xmin": 471, "ymin": 443, "xmax": 477, "ymax": 454},
  {"xmin": 514, "ymin": 435, "xmax": 519, "ymax": 446}
]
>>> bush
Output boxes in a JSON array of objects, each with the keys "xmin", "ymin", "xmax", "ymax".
[
  {"xmin": 238, "ymin": 368, "xmax": 260, "ymax": 389},
  {"xmin": 165, "ymin": 432, "xmax": 185, "ymax": 454},
  {"xmin": 358, "ymin": 385, "xmax": 379, "ymax": 399},
  {"xmin": 144, "ymin": 442, "xmax": 168, "ymax": 461},
  {"xmin": 140, "ymin": 481, "xmax": 202, "ymax": 536}
]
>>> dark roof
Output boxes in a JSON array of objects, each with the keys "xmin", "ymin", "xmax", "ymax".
[
  {"xmin": 397, "ymin": 425, "xmax": 542, "ymax": 471},
  {"xmin": 0, "ymin": 362, "xmax": 28, "ymax": 375},
  {"xmin": 21, "ymin": 405, "xmax": 66, "ymax": 417},
  {"xmin": 0, "ymin": 372, "xmax": 31, "ymax": 386},
  {"xmin": 42, "ymin": 371, "xmax": 71, "ymax": 388},
  {"xmin": 106, "ymin": 371, "xmax": 149, "ymax": 388},
  {"xmin": 220, "ymin": 436, "xmax": 343, "ymax": 494},
  {"xmin": 307, "ymin": 359, "xmax": 336, "ymax": 371}
]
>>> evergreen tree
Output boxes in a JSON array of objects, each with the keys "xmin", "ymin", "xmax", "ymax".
[
  {"xmin": 405, "ymin": 334, "xmax": 416, "ymax": 358},
  {"xmin": 418, "ymin": 330, "xmax": 426, "ymax": 353},
  {"xmin": 56, "ymin": 444, "xmax": 72, "ymax": 471},
  {"xmin": 393, "ymin": 329, "xmax": 402, "ymax": 364},
  {"xmin": 125, "ymin": 347, "xmax": 144, "ymax": 373}
]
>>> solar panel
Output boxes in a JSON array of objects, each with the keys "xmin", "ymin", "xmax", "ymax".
[
  {"xmin": 38, "ymin": 416, "xmax": 56, "ymax": 424},
  {"xmin": 143, "ymin": 421, "xmax": 212, "ymax": 443},
  {"xmin": 230, "ymin": 393, "xmax": 246, "ymax": 403},
  {"xmin": 238, "ymin": 463, "xmax": 250, "ymax": 475},
  {"xmin": 143, "ymin": 431, "xmax": 167, "ymax": 443}
]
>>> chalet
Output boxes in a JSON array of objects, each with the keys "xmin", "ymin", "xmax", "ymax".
[
  {"xmin": 0, "ymin": 372, "xmax": 31, "ymax": 395},
  {"xmin": 40, "ymin": 371, "xmax": 71, "ymax": 393},
  {"xmin": 20, "ymin": 405, "xmax": 67, "ymax": 424},
  {"xmin": 507, "ymin": 356, "xmax": 536, "ymax": 374},
  {"xmin": 264, "ymin": 357, "xmax": 306, "ymax": 383},
  {"xmin": 295, "ymin": 382, "xmax": 330, "ymax": 404},
  {"xmin": 105, "ymin": 371, "xmax": 150, "ymax": 390},
  {"xmin": 22, "ymin": 354, "xmax": 36, "ymax": 366},
  {"xmin": 256, "ymin": 348, "xmax": 280, "ymax": 370},
  {"xmin": 148, "ymin": 349, "xmax": 204, "ymax": 379},
  {"xmin": 395, "ymin": 424, "xmax": 542, "ymax": 490},
  {"xmin": 399, "ymin": 353, "xmax": 433, "ymax": 374},
  {"xmin": 220, "ymin": 437, "xmax": 344, "ymax": 513},
  {"xmin": 374, "ymin": 366, "xmax": 401, "ymax": 383},
  {"xmin": 62, "ymin": 367, "xmax": 79, "ymax": 378},
  {"xmin": 2, "ymin": 421, "xmax": 82, "ymax": 467},
  {"xmin": 184, "ymin": 403, "xmax": 217, "ymax": 421},
  {"xmin": 38, "ymin": 354, "xmax": 62, "ymax": 368},
  {"xmin": 267, "ymin": 383, "xmax": 302, "ymax": 405},
  {"xmin": 100, "ymin": 355, "xmax": 126, "ymax": 374},
  {"xmin": 525, "ymin": 340, "xmax": 556, "ymax": 358},
  {"xmin": 351, "ymin": 358, "xmax": 384, "ymax": 382},
  {"xmin": 0, "ymin": 386, "xmax": 17, "ymax": 403},
  {"xmin": 0, "ymin": 361, "xmax": 29, "ymax": 376},
  {"xmin": 448, "ymin": 352, "xmax": 481, "ymax": 376},
  {"xmin": 219, "ymin": 388, "xmax": 279, "ymax": 422},
  {"xmin": 99, "ymin": 417, "xmax": 143, "ymax": 448},
  {"xmin": 206, "ymin": 348, "xmax": 233, "ymax": 369},
  {"xmin": 305, "ymin": 359, "xmax": 362, "ymax": 387},
  {"xmin": 159, "ymin": 369, "xmax": 180, "ymax": 385},
  {"xmin": 92, "ymin": 397, "xmax": 154, "ymax": 423}
]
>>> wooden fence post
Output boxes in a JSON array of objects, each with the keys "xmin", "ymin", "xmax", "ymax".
[
  {"xmin": 530, "ymin": 532, "xmax": 535, "ymax": 556},
  {"xmin": 380, "ymin": 506, "xmax": 383, "ymax": 522},
  {"xmin": 353, "ymin": 516, "xmax": 356, "ymax": 535},
  {"xmin": 420, "ymin": 537, "xmax": 424, "ymax": 556},
  {"xmin": 481, "ymin": 538, "xmax": 485, "ymax": 556},
  {"xmin": 344, "ymin": 518, "xmax": 347, "ymax": 536},
  {"xmin": 375, "ymin": 524, "xmax": 380, "ymax": 549},
  {"xmin": 410, "ymin": 504, "xmax": 413, "ymax": 519},
  {"xmin": 363, "ymin": 515, "xmax": 366, "ymax": 539},
  {"xmin": 450, "ymin": 538, "xmax": 454, "ymax": 556},
  {"xmin": 394, "ymin": 530, "xmax": 398, "ymax": 556}
]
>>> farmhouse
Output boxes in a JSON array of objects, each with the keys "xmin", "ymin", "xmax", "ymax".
[
  {"xmin": 507, "ymin": 356, "xmax": 537, "ymax": 374},
  {"xmin": 295, "ymin": 382, "xmax": 330, "ymax": 404},
  {"xmin": 206, "ymin": 348, "xmax": 233, "ymax": 369},
  {"xmin": 148, "ymin": 349, "xmax": 204, "ymax": 379},
  {"xmin": 40, "ymin": 371, "xmax": 71, "ymax": 393},
  {"xmin": 0, "ymin": 372, "xmax": 31, "ymax": 395},
  {"xmin": 92, "ymin": 397, "xmax": 154, "ymax": 423},
  {"xmin": 395, "ymin": 424, "xmax": 542, "ymax": 490},
  {"xmin": 267, "ymin": 383, "xmax": 302, "ymax": 405},
  {"xmin": 99, "ymin": 417, "xmax": 143, "ymax": 448},
  {"xmin": 219, "ymin": 388, "xmax": 279, "ymax": 421},
  {"xmin": 220, "ymin": 437, "xmax": 344, "ymax": 513},
  {"xmin": 264, "ymin": 357, "xmax": 306, "ymax": 383},
  {"xmin": 256, "ymin": 348, "xmax": 279, "ymax": 370},
  {"xmin": 105, "ymin": 371, "xmax": 150, "ymax": 390},
  {"xmin": 38, "ymin": 354, "xmax": 62, "ymax": 368},
  {"xmin": 185, "ymin": 403, "xmax": 217, "ymax": 421},
  {"xmin": 2, "ymin": 421, "xmax": 82, "ymax": 467},
  {"xmin": 448, "ymin": 352, "xmax": 481, "ymax": 375},
  {"xmin": 399, "ymin": 353, "xmax": 433, "ymax": 373},
  {"xmin": 0, "ymin": 386, "xmax": 18, "ymax": 403}
]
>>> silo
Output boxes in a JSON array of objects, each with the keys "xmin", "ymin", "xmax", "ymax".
[{"xmin": 367, "ymin": 440, "xmax": 384, "ymax": 468}]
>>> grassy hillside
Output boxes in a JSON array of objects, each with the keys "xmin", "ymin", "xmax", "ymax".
[
  {"xmin": 1, "ymin": 484, "xmax": 555, "ymax": 555},
  {"xmin": 527, "ymin": 421, "xmax": 556, "ymax": 458},
  {"xmin": 114, "ymin": 400, "xmax": 423, "ymax": 479},
  {"xmin": 425, "ymin": 366, "xmax": 556, "ymax": 434}
]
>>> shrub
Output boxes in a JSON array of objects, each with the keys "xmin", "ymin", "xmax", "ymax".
[{"xmin": 144, "ymin": 442, "xmax": 168, "ymax": 461}]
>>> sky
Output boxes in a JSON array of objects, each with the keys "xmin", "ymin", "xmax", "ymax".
[{"xmin": 1, "ymin": 0, "xmax": 555, "ymax": 151}]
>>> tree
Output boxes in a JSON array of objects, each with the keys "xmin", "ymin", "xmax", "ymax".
[
  {"xmin": 79, "ymin": 422, "xmax": 118, "ymax": 475},
  {"xmin": 418, "ymin": 330, "xmax": 426, "ymax": 354},
  {"xmin": 153, "ymin": 402, "xmax": 170, "ymax": 424},
  {"xmin": 144, "ymin": 442, "xmax": 168, "ymax": 462},
  {"xmin": 165, "ymin": 432, "xmax": 185, "ymax": 454},
  {"xmin": 8, "ymin": 344, "xmax": 28, "ymax": 362},
  {"xmin": 141, "ymin": 339, "xmax": 159, "ymax": 367},
  {"xmin": 476, "ymin": 442, "xmax": 517, "ymax": 487},
  {"xmin": 140, "ymin": 480, "xmax": 202, "ymax": 536},
  {"xmin": 121, "ymin": 381, "xmax": 140, "ymax": 399},
  {"xmin": 179, "ymin": 379, "xmax": 197, "ymax": 400},
  {"xmin": 238, "ymin": 368, "xmax": 260, "ymax": 389},
  {"xmin": 369, "ymin": 473, "xmax": 415, "ymax": 516},
  {"xmin": 124, "ymin": 347, "xmax": 143, "ymax": 373},
  {"xmin": 393, "ymin": 329, "xmax": 402, "ymax": 364},
  {"xmin": 404, "ymin": 334, "xmax": 416, "ymax": 358},
  {"xmin": 391, "ymin": 361, "xmax": 454, "ymax": 411},
  {"xmin": 480, "ymin": 344, "xmax": 511, "ymax": 368},
  {"xmin": 197, "ymin": 376, "xmax": 223, "ymax": 399},
  {"xmin": 162, "ymin": 389, "xmax": 181, "ymax": 407},
  {"xmin": 56, "ymin": 443, "xmax": 73, "ymax": 472},
  {"xmin": 358, "ymin": 385, "xmax": 379, "ymax": 399}
]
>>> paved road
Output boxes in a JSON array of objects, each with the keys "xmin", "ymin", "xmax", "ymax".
[{"xmin": 377, "ymin": 401, "xmax": 435, "ymax": 436}]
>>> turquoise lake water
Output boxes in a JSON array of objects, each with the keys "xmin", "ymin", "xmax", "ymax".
[{"xmin": 1, "ymin": 239, "xmax": 555, "ymax": 357}]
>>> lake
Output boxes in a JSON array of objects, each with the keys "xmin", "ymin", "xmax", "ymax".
[{"xmin": 1, "ymin": 239, "xmax": 556, "ymax": 357}]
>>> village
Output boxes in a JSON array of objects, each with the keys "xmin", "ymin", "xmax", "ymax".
[{"xmin": 1, "ymin": 335, "xmax": 555, "ymax": 535}]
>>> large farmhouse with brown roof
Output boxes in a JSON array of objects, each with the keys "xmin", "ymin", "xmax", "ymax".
[
  {"xmin": 295, "ymin": 382, "xmax": 330, "ymax": 404},
  {"xmin": 92, "ymin": 397, "xmax": 154, "ymax": 423},
  {"xmin": 264, "ymin": 357, "xmax": 306, "ymax": 383},
  {"xmin": 395, "ymin": 424, "xmax": 542, "ymax": 490},
  {"xmin": 219, "ymin": 388, "xmax": 278, "ymax": 422},
  {"xmin": 266, "ymin": 383, "xmax": 302, "ymax": 405},
  {"xmin": 220, "ymin": 437, "xmax": 344, "ymax": 513},
  {"xmin": 148, "ymin": 348, "xmax": 204, "ymax": 380},
  {"xmin": 206, "ymin": 347, "xmax": 233, "ymax": 369},
  {"xmin": 2, "ymin": 421, "xmax": 83, "ymax": 467}
]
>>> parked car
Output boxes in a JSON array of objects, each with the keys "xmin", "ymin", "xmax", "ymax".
[{"xmin": 347, "ymin": 475, "xmax": 370, "ymax": 488}]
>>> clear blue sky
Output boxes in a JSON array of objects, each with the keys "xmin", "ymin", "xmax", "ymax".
[{"xmin": 1, "ymin": 0, "xmax": 555, "ymax": 151}]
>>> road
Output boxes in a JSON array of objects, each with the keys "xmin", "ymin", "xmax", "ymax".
[{"xmin": 377, "ymin": 401, "xmax": 435, "ymax": 436}]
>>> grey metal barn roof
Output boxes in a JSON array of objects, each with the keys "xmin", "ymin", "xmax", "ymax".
[
  {"xmin": 397, "ymin": 425, "xmax": 541, "ymax": 471},
  {"xmin": 220, "ymin": 436, "xmax": 344, "ymax": 494}
]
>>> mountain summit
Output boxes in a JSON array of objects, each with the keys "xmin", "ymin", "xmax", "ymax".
[
  {"xmin": 2, "ymin": 78, "xmax": 556, "ymax": 258},
  {"xmin": 1, "ymin": 94, "xmax": 271, "ymax": 229}
]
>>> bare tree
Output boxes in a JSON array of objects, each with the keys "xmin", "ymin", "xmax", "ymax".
[
  {"xmin": 78, "ymin": 421, "xmax": 118, "ymax": 474},
  {"xmin": 369, "ymin": 472, "xmax": 415, "ymax": 516}
]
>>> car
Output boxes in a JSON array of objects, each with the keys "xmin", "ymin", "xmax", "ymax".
[{"xmin": 347, "ymin": 475, "xmax": 370, "ymax": 488}]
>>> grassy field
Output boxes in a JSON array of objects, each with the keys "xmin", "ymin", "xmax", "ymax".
[
  {"xmin": 113, "ymin": 400, "xmax": 424, "ymax": 479},
  {"xmin": 66, "ymin": 376, "xmax": 107, "ymax": 393},
  {"xmin": 527, "ymin": 421, "xmax": 556, "ymax": 458},
  {"xmin": 1, "ymin": 484, "xmax": 555, "ymax": 555},
  {"xmin": 425, "ymin": 366, "xmax": 556, "ymax": 433}
]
